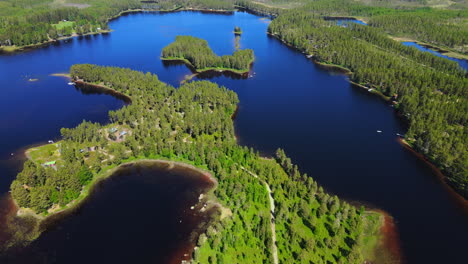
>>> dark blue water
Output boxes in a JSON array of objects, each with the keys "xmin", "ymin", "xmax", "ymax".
[
  {"xmin": 402, "ymin": 41, "xmax": 468, "ymax": 70},
  {"xmin": 0, "ymin": 11, "xmax": 467, "ymax": 264}
]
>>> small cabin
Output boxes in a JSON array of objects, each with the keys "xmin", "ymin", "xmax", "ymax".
[
  {"xmin": 109, "ymin": 127, "xmax": 118, "ymax": 133},
  {"xmin": 43, "ymin": 161, "xmax": 56, "ymax": 167}
]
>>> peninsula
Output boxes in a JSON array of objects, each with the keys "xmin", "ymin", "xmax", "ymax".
[{"xmin": 7, "ymin": 64, "xmax": 386, "ymax": 263}]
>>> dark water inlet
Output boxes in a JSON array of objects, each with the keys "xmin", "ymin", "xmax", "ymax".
[
  {"xmin": 0, "ymin": 11, "xmax": 467, "ymax": 264},
  {"xmin": 0, "ymin": 161, "xmax": 216, "ymax": 264}
]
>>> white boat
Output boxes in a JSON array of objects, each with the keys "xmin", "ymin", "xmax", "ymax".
[
  {"xmin": 377, "ymin": 130, "xmax": 382, "ymax": 133},
  {"xmin": 67, "ymin": 82, "xmax": 75, "ymax": 85}
]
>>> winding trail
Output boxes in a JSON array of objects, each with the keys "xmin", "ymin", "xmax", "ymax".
[{"xmin": 238, "ymin": 165, "xmax": 279, "ymax": 264}]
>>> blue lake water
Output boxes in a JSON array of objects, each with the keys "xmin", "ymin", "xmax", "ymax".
[
  {"xmin": 335, "ymin": 19, "xmax": 367, "ymax": 26},
  {"xmin": 402, "ymin": 41, "xmax": 468, "ymax": 70},
  {"xmin": 0, "ymin": 11, "xmax": 467, "ymax": 264}
]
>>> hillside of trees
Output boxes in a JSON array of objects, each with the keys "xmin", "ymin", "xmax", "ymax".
[
  {"xmin": 7, "ymin": 64, "xmax": 384, "ymax": 263},
  {"xmin": 268, "ymin": 10, "xmax": 467, "ymax": 198},
  {"xmin": 161, "ymin": 35, "xmax": 254, "ymax": 73},
  {"xmin": 0, "ymin": 0, "xmax": 142, "ymax": 48},
  {"xmin": 2, "ymin": 0, "xmax": 467, "ymax": 56}
]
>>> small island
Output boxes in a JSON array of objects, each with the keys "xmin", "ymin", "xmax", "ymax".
[
  {"xmin": 161, "ymin": 35, "xmax": 254, "ymax": 76},
  {"xmin": 234, "ymin": 26, "xmax": 242, "ymax": 35}
]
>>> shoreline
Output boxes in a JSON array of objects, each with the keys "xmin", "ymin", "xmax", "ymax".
[
  {"xmin": 15, "ymin": 159, "xmax": 218, "ymax": 222},
  {"xmin": 4, "ymin": 158, "xmax": 220, "ymax": 258},
  {"xmin": 323, "ymin": 15, "xmax": 368, "ymax": 24},
  {"xmin": 267, "ymin": 32, "xmax": 393, "ymax": 103},
  {"xmin": 161, "ymin": 57, "xmax": 252, "ymax": 83},
  {"xmin": 0, "ymin": 30, "xmax": 112, "ymax": 54},
  {"xmin": 374, "ymin": 209, "xmax": 403, "ymax": 264},
  {"xmin": 349, "ymin": 81, "xmax": 391, "ymax": 101},
  {"xmin": 398, "ymin": 138, "xmax": 468, "ymax": 208},
  {"xmin": 161, "ymin": 57, "xmax": 252, "ymax": 75},
  {"xmin": 50, "ymin": 74, "xmax": 132, "ymax": 103},
  {"xmin": 73, "ymin": 80, "xmax": 132, "ymax": 103},
  {"xmin": 108, "ymin": 7, "xmax": 235, "ymax": 22}
]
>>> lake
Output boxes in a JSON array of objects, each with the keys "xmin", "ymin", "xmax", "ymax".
[{"xmin": 0, "ymin": 11, "xmax": 467, "ymax": 264}]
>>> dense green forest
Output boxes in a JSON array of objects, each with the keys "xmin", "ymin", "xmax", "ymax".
[
  {"xmin": 7, "ymin": 64, "xmax": 384, "ymax": 263},
  {"xmin": 268, "ymin": 10, "xmax": 468, "ymax": 198},
  {"xmin": 161, "ymin": 35, "xmax": 254, "ymax": 73},
  {"xmin": 2, "ymin": 0, "xmax": 467, "ymax": 56},
  {"xmin": 0, "ymin": 0, "xmax": 141, "ymax": 48}
]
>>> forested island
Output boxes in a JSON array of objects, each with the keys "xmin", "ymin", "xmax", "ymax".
[
  {"xmin": 161, "ymin": 36, "xmax": 254, "ymax": 74},
  {"xmin": 5, "ymin": 64, "xmax": 386, "ymax": 263},
  {"xmin": 234, "ymin": 26, "xmax": 242, "ymax": 35}
]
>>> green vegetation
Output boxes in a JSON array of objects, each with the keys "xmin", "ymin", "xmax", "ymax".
[
  {"xmin": 9, "ymin": 64, "xmax": 384, "ymax": 263},
  {"xmin": 234, "ymin": 26, "xmax": 242, "ymax": 35},
  {"xmin": 268, "ymin": 9, "xmax": 467, "ymax": 198},
  {"xmin": 368, "ymin": 8, "xmax": 468, "ymax": 55},
  {"xmin": 26, "ymin": 143, "xmax": 59, "ymax": 164},
  {"xmin": 161, "ymin": 35, "xmax": 254, "ymax": 73},
  {"xmin": 52, "ymin": 20, "xmax": 75, "ymax": 30}
]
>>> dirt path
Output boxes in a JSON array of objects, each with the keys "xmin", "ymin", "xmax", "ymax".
[{"xmin": 239, "ymin": 165, "xmax": 279, "ymax": 264}]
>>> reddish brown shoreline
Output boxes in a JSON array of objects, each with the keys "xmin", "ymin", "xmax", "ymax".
[
  {"xmin": 398, "ymin": 138, "xmax": 468, "ymax": 213},
  {"xmin": 0, "ymin": 195, "xmax": 16, "ymax": 245},
  {"xmin": 376, "ymin": 209, "xmax": 403, "ymax": 264}
]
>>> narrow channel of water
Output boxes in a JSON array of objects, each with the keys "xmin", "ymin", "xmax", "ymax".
[
  {"xmin": 401, "ymin": 41, "xmax": 468, "ymax": 70},
  {"xmin": 0, "ymin": 11, "xmax": 466, "ymax": 263}
]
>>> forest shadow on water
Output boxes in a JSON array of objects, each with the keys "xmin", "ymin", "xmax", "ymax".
[
  {"xmin": 73, "ymin": 82, "xmax": 133, "ymax": 104},
  {"xmin": 0, "ymin": 161, "xmax": 218, "ymax": 264},
  {"xmin": 161, "ymin": 60, "xmax": 250, "ymax": 82}
]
